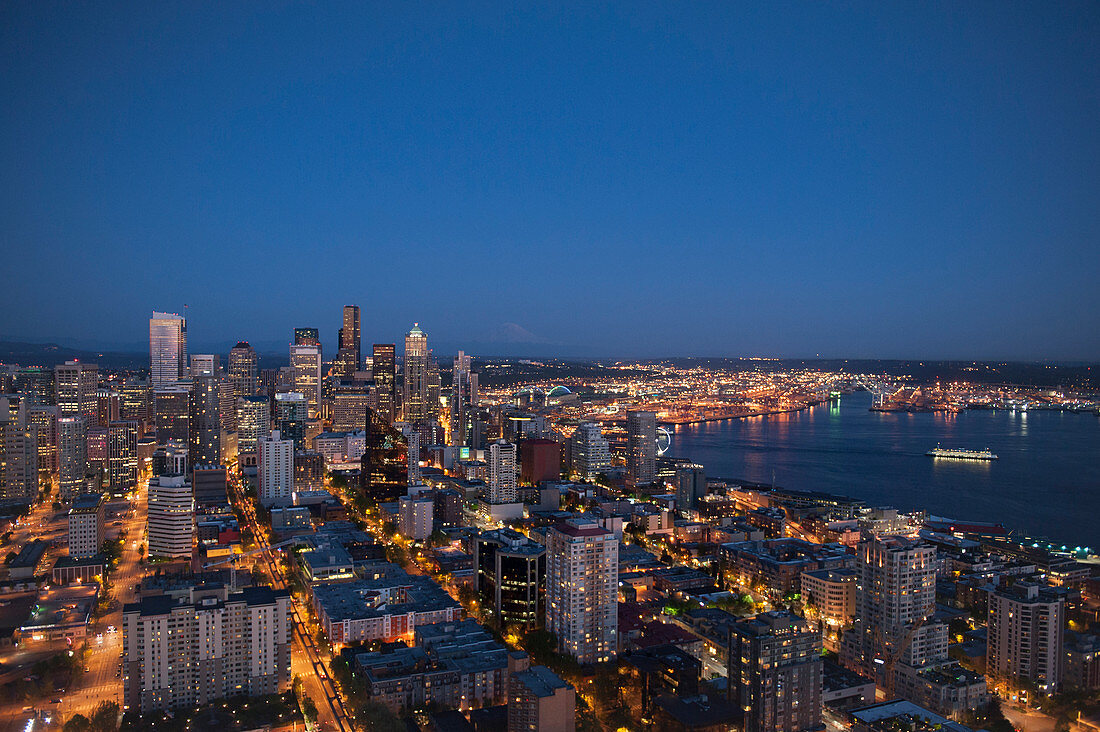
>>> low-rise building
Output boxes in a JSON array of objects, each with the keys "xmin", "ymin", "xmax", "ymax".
[
  {"xmin": 17, "ymin": 584, "xmax": 98, "ymax": 646},
  {"xmin": 721, "ymin": 538, "xmax": 851, "ymax": 599},
  {"xmin": 508, "ymin": 664, "xmax": 575, "ymax": 732}
]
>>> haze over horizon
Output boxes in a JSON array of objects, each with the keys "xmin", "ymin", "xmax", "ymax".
[{"xmin": 3, "ymin": 3, "xmax": 1099, "ymax": 360}]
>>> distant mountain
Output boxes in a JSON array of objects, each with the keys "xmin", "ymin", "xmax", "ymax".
[{"xmin": 0, "ymin": 340, "xmax": 147, "ymax": 370}]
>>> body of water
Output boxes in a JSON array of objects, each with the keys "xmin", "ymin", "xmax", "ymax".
[{"xmin": 670, "ymin": 391, "xmax": 1100, "ymax": 548}]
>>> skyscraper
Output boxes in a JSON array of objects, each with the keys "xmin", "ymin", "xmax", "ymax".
[
  {"xmin": 274, "ymin": 392, "xmax": 308, "ymax": 451},
  {"xmin": 188, "ymin": 376, "xmax": 221, "ymax": 466},
  {"xmin": 729, "ymin": 611, "xmax": 823, "ymax": 732},
  {"xmin": 236, "ymin": 395, "xmax": 271, "ymax": 454},
  {"xmin": 149, "ymin": 311, "xmax": 188, "ymax": 387},
  {"xmin": 190, "ymin": 353, "xmax": 219, "ymax": 377},
  {"xmin": 338, "ymin": 305, "xmax": 361, "ymax": 374},
  {"xmin": 0, "ymin": 419, "xmax": 38, "ymax": 501},
  {"xmin": 402, "ymin": 324, "xmax": 429, "ymax": 423},
  {"xmin": 489, "ymin": 439, "xmax": 517, "ymax": 504},
  {"xmin": 146, "ymin": 473, "xmax": 193, "ymax": 557},
  {"xmin": 626, "ymin": 410, "xmax": 657, "ymax": 489},
  {"xmin": 55, "ymin": 360, "xmax": 99, "ymax": 422},
  {"xmin": 451, "ymin": 350, "xmax": 472, "ymax": 446},
  {"xmin": 373, "ymin": 343, "xmax": 397, "ymax": 424},
  {"xmin": 108, "ymin": 420, "xmax": 139, "ymax": 493},
  {"xmin": 68, "ymin": 493, "xmax": 105, "ymax": 559},
  {"xmin": 294, "ymin": 327, "xmax": 320, "ymax": 347},
  {"xmin": 154, "ymin": 384, "xmax": 191, "ymax": 445},
  {"xmin": 570, "ymin": 422, "xmax": 611, "ymax": 480},
  {"xmin": 475, "ymin": 528, "xmax": 546, "ymax": 630},
  {"xmin": 675, "ymin": 464, "xmax": 706, "ymax": 511},
  {"xmin": 840, "ymin": 535, "xmax": 947, "ymax": 692},
  {"xmin": 228, "ymin": 341, "xmax": 258, "ymax": 396},
  {"xmin": 290, "ymin": 344, "xmax": 322, "ymax": 417},
  {"xmin": 258, "ymin": 430, "xmax": 294, "ymax": 507},
  {"xmin": 545, "ymin": 518, "xmax": 618, "ymax": 663},
  {"xmin": 58, "ymin": 416, "xmax": 88, "ymax": 500}
]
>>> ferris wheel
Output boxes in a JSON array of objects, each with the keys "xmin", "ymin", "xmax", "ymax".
[{"xmin": 656, "ymin": 426, "xmax": 672, "ymax": 456}]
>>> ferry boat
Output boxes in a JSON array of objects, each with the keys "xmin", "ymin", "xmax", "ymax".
[{"xmin": 926, "ymin": 444, "xmax": 998, "ymax": 460}]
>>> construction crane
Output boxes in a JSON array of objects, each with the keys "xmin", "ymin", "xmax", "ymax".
[
  {"xmin": 876, "ymin": 613, "xmax": 932, "ymax": 698},
  {"xmin": 202, "ymin": 536, "xmax": 305, "ymax": 588}
]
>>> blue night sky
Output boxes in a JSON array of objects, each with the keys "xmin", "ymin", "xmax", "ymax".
[{"xmin": 2, "ymin": 2, "xmax": 1098, "ymax": 360}]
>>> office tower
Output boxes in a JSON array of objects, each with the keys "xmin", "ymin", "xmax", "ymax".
[
  {"xmin": 188, "ymin": 375, "xmax": 221, "ymax": 466},
  {"xmin": 545, "ymin": 518, "xmax": 618, "ymax": 663},
  {"xmin": 489, "ymin": 439, "xmax": 517, "ymax": 504},
  {"xmin": 570, "ymin": 422, "xmax": 611, "ymax": 480},
  {"xmin": 108, "ymin": 420, "xmax": 139, "ymax": 493},
  {"xmin": 58, "ymin": 416, "xmax": 88, "ymax": 500},
  {"xmin": 372, "ymin": 344, "xmax": 397, "ymax": 424},
  {"xmin": 96, "ymin": 389, "xmax": 121, "ymax": 428},
  {"xmin": 149, "ymin": 311, "xmax": 188, "ymax": 387},
  {"xmin": 154, "ymin": 383, "xmax": 190, "ymax": 444},
  {"xmin": 152, "ymin": 442, "xmax": 188, "ymax": 478},
  {"xmin": 26, "ymin": 406, "xmax": 59, "ymax": 486},
  {"xmin": 520, "ymin": 438, "xmax": 561, "ymax": 485},
  {"xmin": 333, "ymin": 380, "xmax": 372, "ymax": 432},
  {"xmin": 217, "ymin": 378, "xmax": 236, "ymax": 432},
  {"xmin": 55, "ymin": 360, "xmax": 99, "ymax": 422},
  {"xmin": 190, "ymin": 353, "xmax": 219, "ymax": 377},
  {"xmin": 290, "ymin": 344, "xmax": 321, "ymax": 417},
  {"xmin": 294, "ymin": 451, "xmax": 324, "ymax": 491},
  {"xmin": 841, "ymin": 535, "xmax": 946, "ymax": 691},
  {"xmin": 14, "ymin": 367, "xmax": 55, "ymax": 406},
  {"xmin": 258, "ymin": 430, "xmax": 294, "ymax": 507},
  {"xmin": 475, "ymin": 528, "xmax": 547, "ymax": 629},
  {"xmin": 0, "ymin": 420, "xmax": 38, "ymax": 500},
  {"xmin": 336, "ymin": 305, "xmax": 361, "ymax": 376},
  {"xmin": 192, "ymin": 464, "xmax": 229, "ymax": 507},
  {"xmin": 274, "ymin": 392, "xmax": 308, "ymax": 451},
  {"xmin": 123, "ymin": 585, "xmax": 292, "ymax": 713},
  {"xmin": 294, "ymin": 327, "xmax": 320, "ymax": 347},
  {"xmin": 228, "ymin": 341, "xmax": 258, "ymax": 396},
  {"xmin": 147, "ymin": 473, "xmax": 193, "ymax": 558},
  {"xmin": 236, "ymin": 395, "xmax": 271, "ymax": 454},
  {"xmin": 68, "ymin": 493, "xmax": 105, "ymax": 559},
  {"xmin": 508, "ymin": 665, "xmax": 576, "ymax": 732},
  {"xmin": 729, "ymin": 611, "xmax": 823, "ymax": 732},
  {"xmin": 402, "ymin": 324, "xmax": 429, "ymax": 423},
  {"xmin": 119, "ymin": 378, "xmax": 151, "ymax": 422},
  {"xmin": 427, "ymin": 350, "xmax": 441, "ymax": 417},
  {"xmin": 450, "ymin": 351, "xmax": 472, "ymax": 446},
  {"xmin": 675, "ymin": 464, "xmax": 706, "ymax": 511},
  {"xmin": 398, "ymin": 494, "xmax": 434, "ymax": 540},
  {"xmin": 626, "ymin": 410, "xmax": 657, "ymax": 489},
  {"xmin": 987, "ymin": 581, "xmax": 1065, "ymax": 691}
]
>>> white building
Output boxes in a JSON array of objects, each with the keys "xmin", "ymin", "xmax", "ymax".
[
  {"xmin": 258, "ymin": 430, "xmax": 294, "ymax": 507},
  {"xmin": 235, "ymin": 395, "xmax": 270, "ymax": 454},
  {"xmin": 123, "ymin": 585, "xmax": 292, "ymax": 713},
  {"xmin": 147, "ymin": 473, "xmax": 194, "ymax": 558},
  {"xmin": 399, "ymin": 494, "xmax": 434, "ymax": 541},
  {"xmin": 398, "ymin": 423, "xmax": 422, "ymax": 486},
  {"xmin": 489, "ymin": 439, "xmax": 517, "ymax": 504},
  {"xmin": 55, "ymin": 360, "xmax": 99, "ymax": 422},
  {"xmin": 988, "ymin": 581, "xmax": 1065, "ymax": 691},
  {"xmin": 290, "ymin": 344, "xmax": 322, "ymax": 417},
  {"xmin": 570, "ymin": 423, "xmax": 610, "ymax": 481},
  {"xmin": 545, "ymin": 518, "xmax": 618, "ymax": 664}
]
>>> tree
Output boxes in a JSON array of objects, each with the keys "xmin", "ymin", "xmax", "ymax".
[
  {"xmin": 64, "ymin": 715, "xmax": 92, "ymax": 732},
  {"xmin": 90, "ymin": 700, "xmax": 120, "ymax": 732},
  {"xmin": 300, "ymin": 695, "xmax": 318, "ymax": 725}
]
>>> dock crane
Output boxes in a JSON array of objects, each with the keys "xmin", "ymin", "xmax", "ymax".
[{"xmin": 202, "ymin": 536, "xmax": 306, "ymax": 589}]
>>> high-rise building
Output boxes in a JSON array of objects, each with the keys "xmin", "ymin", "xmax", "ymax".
[
  {"xmin": 290, "ymin": 344, "xmax": 322, "ymax": 417},
  {"xmin": 190, "ymin": 354, "xmax": 219, "ymax": 377},
  {"xmin": 96, "ymin": 388, "xmax": 121, "ymax": 428},
  {"xmin": 108, "ymin": 420, "xmax": 139, "ymax": 493},
  {"xmin": 293, "ymin": 327, "xmax": 320, "ymax": 347},
  {"xmin": 188, "ymin": 376, "xmax": 221, "ymax": 466},
  {"xmin": 333, "ymin": 380, "xmax": 372, "ymax": 432},
  {"xmin": 402, "ymin": 324, "xmax": 430, "ymax": 423},
  {"xmin": 236, "ymin": 395, "xmax": 270, "ymax": 454},
  {"xmin": 489, "ymin": 439, "xmax": 517, "ymax": 504},
  {"xmin": 338, "ymin": 305, "xmax": 361, "ymax": 374},
  {"xmin": 14, "ymin": 367, "xmax": 55, "ymax": 406},
  {"xmin": 520, "ymin": 439, "xmax": 561, "ymax": 485},
  {"xmin": 729, "ymin": 611, "xmax": 823, "ymax": 732},
  {"xmin": 545, "ymin": 518, "xmax": 618, "ymax": 663},
  {"xmin": 228, "ymin": 341, "xmax": 258, "ymax": 397},
  {"xmin": 147, "ymin": 473, "xmax": 193, "ymax": 558},
  {"xmin": 373, "ymin": 344, "xmax": 397, "ymax": 424},
  {"xmin": 675, "ymin": 464, "xmax": 706, "ymax": 511},
  {"xmin": 55, "ymin": 360, "xmax": 99, "ymax": 422},
  {"xmin": 626, "ymin": 410, "xmax": 657, "ymax": 489},
  {"xmin": 507, "ymin": 665, "xmax": 576, "ymax": 732},
  {"xmin": 450, "ymin": 351, "xmax": 472, "ymax": 446},
  {"xmin": 119, "ymin": 378, "xmax": 151, "ymax": 422},
  {"xmin": 987, "ymin": 581, "xmax": 1065, "ymax": 691},
  {"xmin": 840, "ymin": 536, "xmax": 947, "ymax": 691},
  {"xmin": 398, "ymin": 424, "xmax": 422, "ymax": 486},
  {"xmin": 475, "ymin": 528, "xmax": 546, "ymax": 629},
  {"xmin": 274, "ymin": 392, "xmax": 308, "ymax": 451},
  {"xmin": 68, "ymin": 493, "xmax": 105, "ymax": 559},
  {"xmin": 58, "ymin": 416, "xmax": 88, "ymax": 500},
  {"xmin": 570, "ymin": 422, "xmax": 611, "ymax": 480},
  {"xmin": 398, "ymin": 494, "xmax": 434, "ymax": 541},
  {"xmin": 258, "ymin": 430, "xmax": 294, "ymax": 507},
  {"xmin": 0, "ymin": 420, "xmax": 38, "ymax": 500},
  {"xmin": 26, "ymin": 406, "xmax": 59, "ymax": 486},
  {"xmin": 123, "ymin": 585, "xmax": 292, "ymax": 713},
  {"xmin": 154, "ymin": 384, "xmax": 191, "ymax": 445},
  {"xmin": 192, "ymin": 464, "xmax": 229, "ymax": 507},
  {"xmin": 149, "ymin": 311, "xmax": 188, "ymax": 387}
]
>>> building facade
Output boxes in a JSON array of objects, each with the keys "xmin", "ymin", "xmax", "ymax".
[
  {"xmin": 258, "ymin": 430, "xmax": 294, "ymax": 507},
  {"xmin": 545, "ymin": 518, "xmax": 618, "ymax": 663},
  {"xmin": 147, "ymin": 473, "xmax": 194, "ymax": 558},
  {"xmin": 149, "ymin": 311, "xmax": 188, "ymax": 387}
]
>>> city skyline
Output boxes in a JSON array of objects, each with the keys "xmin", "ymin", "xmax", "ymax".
[{"xmin": 3, "ymin": 4, "xmax": 1100, "ymax": 361}]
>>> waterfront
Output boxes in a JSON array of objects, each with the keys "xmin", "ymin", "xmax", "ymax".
[{"xmin": 672, "ymin": 391, "xmax": 1100, "ymax": 548}]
